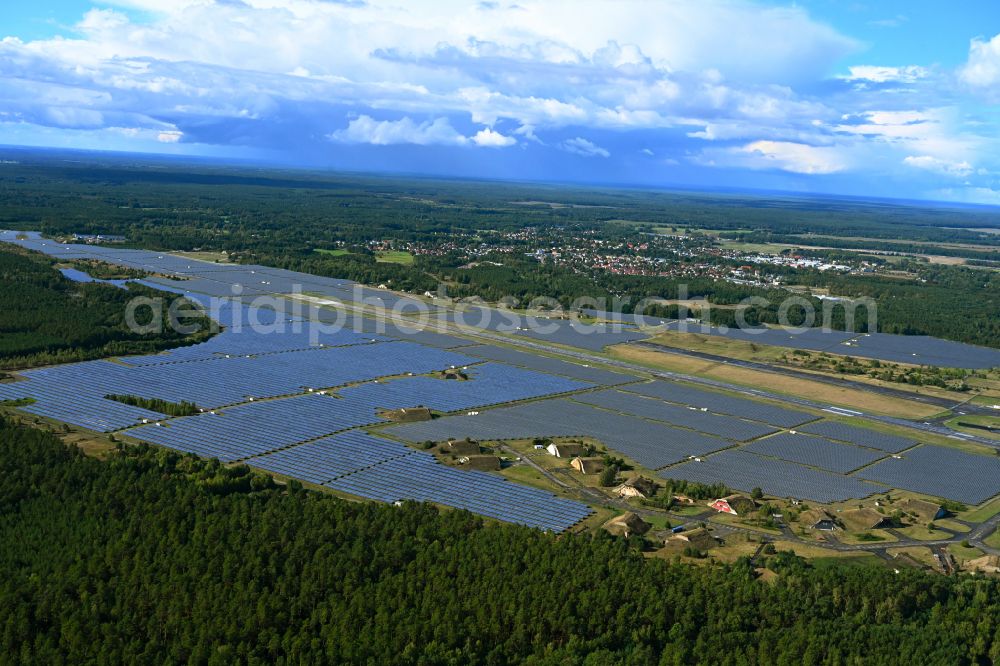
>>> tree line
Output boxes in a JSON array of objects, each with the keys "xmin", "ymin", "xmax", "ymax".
[{"xmin": 0, "ymin": 245, "xmax": 215, "ymax": 369}]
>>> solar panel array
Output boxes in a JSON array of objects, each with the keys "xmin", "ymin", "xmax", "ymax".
[
  {"xmin": 337, "ymin": 363, "xmax": 589, "ymax": 413},
  {"xmin": 837, "ymin": 333, "xmax": 1000, "ymax": 370},
  {"xmin": 324, "ymin": 452, "xmax": 593, "ymax": 531},
  {"xmin": 0, "ymin": 379, "xmax": 166, "ymax": 432},
  {"xmin": 661, "ymin": 320, "xmax": 1000, "ymax": 370},
  {"xmin": 127, "ymin": 393, "xmax": 384, "ymax": 462},
  {"xmin": 7, "ymin": 232, "xmax": 995, "ymax": 514},
  {"xmin": 7, "ymin": 341, "xmax": 477, "ymax": 414},
  {"xmin": 854, "ymin": 445, "xmax": 1000, "ymax": 505},
  {"xmin": 664, "ymin": 321, "xmax": 857, "ymax": 352},
  {"xmin": 798, "ymin": 421, "xmax": 915, "ymax": 453},
  {"xmin": 120, "ymin": 302, "xmax": 385, "ymax": 366},
  {"xmin": 581, "ymin": 308, "xmax": 675, "ymax": 329},
  {"xmin": 573, "ymin": 390, "xmax": 777, "ymax": 441},
  {"xmin": 441, "ymin": 306, "xmax": 650, "ymax": 351},
  {"xmin": 241, "ymin": 427, "xmax": 594, "ymax": 532},
  {"xmin": 387, "ymin": 398, "xmax": 732, "ymax": 470},
  {"xmin": 461, "ymin": 344, "xmax": 637, "ymax": 386},
  {"xmin": 622, "ymin": 380, "xmax": 816, "ymax": 428},
  {"xmin": 743, "ymin": 432, "xmax": 886, "ymax": 474},
  {"xmin": 247, "ymin": 432, "xmax": 414, "ymax": 484},
  {"xmin": 660, "ymin": 449, "xmax": 882, "ymax": 503}
]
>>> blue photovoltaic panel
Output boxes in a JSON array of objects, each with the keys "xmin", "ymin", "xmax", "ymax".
[
  {"xmin": 660, "ymin": 321, "xmax": 1000, "ymax": 370},
  {"xmin": 573, "ymin": 389, "xmax": 777, "ymax": 441},
  {"xmin": 119, "ymin": 301, "xmax": 382, "ymax": 366},
  {"xmin": 837, "ymin": 333, "xmax": 1000, "ymax": 370},
  {"xmin": 324, "ymin": 450, "xmax": 592, "ymax": 532},
  {"xmin": 797, "ymin": 421, "xmax": 916, "ymax": 453},
  {"xmin": 386, "ymin": 398, "xmax": 731, "ymax": 470},
  {"xmin": 247, "ymin": 432, "xmax": 415, "ymax": 484},
  {"xmin": 622, "ymin": 380, "xmax": 816, "ymax": 428},
  {"xmin": 127, "ymin": 393, "xmax": 383, "ymax": 461},
  {"xmin": 854, "ymin": 445, "xmax": 1000, "ymax": 505},
  {"xmin": 659, "ymin": 449, "xmax": 882, "ymax": 503},
  {"xmin": 664, "ymin": 321, "xmax": 856, "ymax": 352},
  {"xmin": 743, "ymin": 432, "xmax": 885, "ymax": 474},
  {"xmin": 460, "ymin": 344, "xmax": 637, "ymax": 385},
  {"xmin": 0, "ymin": 381, "xmax": 165, "ymax": 432},
  {"xmin": 336, "ymin": 363, "xmax": 589, "ymax": 413},
  {"xmin": 440, "ymin": 306, "xmax": 649, "ymax": 351},
  {"xmin": 4, "ymin": 341, "xmax": 477, "ymax": 411}
]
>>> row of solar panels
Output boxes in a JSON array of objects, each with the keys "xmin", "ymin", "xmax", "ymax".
[
  {"xmin": 246, "ymin": 432, "xmax": 416, "ymax": 485},
  {"xmin": 127, "ymin": 394, "xmax": 383, "ymax": 461},
  {"xmin": 662, "ymin": 440, "xmax": 1000, "ymax": 506},
  {"xmin": 121, "ymin": 366, "xmax": 587, "ymax": 461},
  {"xmin": 9, "ymin": 341, "xmax": 478, "ymax": 414},
  {"xmin": 620, "ymin": 380, "xmax": 817, "ymax": 429},
  {"xmin": 322, "ymin": 453, "xmax": 593, "ymax": 532},
  {"xmin": 0, "ymin": 384, "xmax": 164, "ymax": 432},
  {"xmin": 338, "ymin": 365, "xmax": 587, "ymax": 413},
  {"xmin": 662, "ymin": 321, "xmax": 1000, "ymax": 370},
  {"xmin": 572, "ymin": 389, "xmax": 779, "ymax": 442},
  {"xmin": 460, "ymin": 344, "xmax": 637, "ymax": 386},
  {"xmin": 385, "ymin": 386, "xmax": 1000, "ymax": 505},
  {"xmin": 4, "ymin": 351, "xmax": 591, "ymax": 436},
  {"xmin": 854, "ymin": 445, "xmax": 1000, "ymax": 505},
  {"xmin": 387, "ymin": 398, "xmax": 733, "ymax": 471},
  {"xmin": 660, "ymin": 449, "xmax": 883, "ymax": 504}
]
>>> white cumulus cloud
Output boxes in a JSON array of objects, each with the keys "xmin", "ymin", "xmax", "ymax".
[
  {"xmin": 329, "ymin": 116, "xmax": 468, "ymax": 146},
  {"xmin": 737, "ymin": 140, "xmax": 847, "ymax": 174},
  {"xmin": 157, "ymin": 130, "xmax": 183, "ymax": 143},
  {"xmin": 903, "ymin": 155, "xmax": 973, "ymax": 178},
  {"xmin": 328, "ymin": 115, "xmax": 515, "ymax": 148},
  {"xmin": 471, "ymin": 127, "xmax": 516, "ymax": 147},
  {"xmin": 841, "ymin": 65, "xmax": 928, "ymax": 84},
  {"xmin": 960, "ymin": 33, "xmax": 1000, "ymax": 89},
  {"xmin": 559, "ymin": 137, "xmax": 609, "ymax": 157}
]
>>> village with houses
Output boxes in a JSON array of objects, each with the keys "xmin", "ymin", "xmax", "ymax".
[{"xmin": 420, "ymin": 433, "xmax": 1000, "ymax": 577}]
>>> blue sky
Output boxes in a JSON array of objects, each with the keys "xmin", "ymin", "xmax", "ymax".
[{"xmin": 1, "ymin": 1, "xmax": 999, "ymax": 203}]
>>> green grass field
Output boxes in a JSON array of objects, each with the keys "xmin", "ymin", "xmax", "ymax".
[
  {"xmin": 376, "ymin": 250, "xmax": 415, "ymax": 265},
  {"xmin": 314, "ymin": 248, "xmax": 352, "ymax": 257},
  {"xmin": 945, "ymin": 414, "xmax": 1000, "ymax": 441}
]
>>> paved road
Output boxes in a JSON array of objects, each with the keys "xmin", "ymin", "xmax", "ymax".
[
  {"xmin": 630, "ymin": 340, "xmax": 982, "ymax": 414},
  {"xmin": 447, "ymin": 325, "xmax": 1000, "ymax": 449}
]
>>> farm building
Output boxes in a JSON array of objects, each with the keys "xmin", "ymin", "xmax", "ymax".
[
  {"xmin": 708, "ymin": 495, "xmax": 757, "ymax": 516},
  {"xmin": 546, "ymin": 442, "xmax": 586, "ymax": 458},
  {"xmin": 602, "ymin": 512, "xmax": 651, "ymax": 538},
  {"xmin": 799, "ymin": 508, "xmax": 839, "ymax": 531},
  {"xmin": 445, "ymin": 439, "xmax": 481, "ymax": 456},
  {"xmin": 615, "ymin": 476, "xmax": 660, "ymax": 499},
  {"xmin": 672, "ymin": 528, "xmax": 719, "ymax": 550},
  {"xmin": 459, "ymin": 455, "xmax": 501, "ymax": 471},
  {"xmin": 841, "ymin": 508, "xmax": 894, "ymax": 531},
  {"xmin": 895, "ymin": 498, "xmax": 946, "ymax": 523},
  {"xmin": 570, "ymin": 456, "xmax": 605, "ymax": 475},
  {"xmin": 381, "ymin": 406, "xmax": 433, "ymax": 422}
]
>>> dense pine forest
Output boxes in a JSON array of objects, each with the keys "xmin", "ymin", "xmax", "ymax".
[
  {"xmin": 0, "ymin": 245, "xmax": 213, "ymax": 369},
  {"xmin": 2, "ymin": 417, "xmax": 1000, "ymax": 664}
]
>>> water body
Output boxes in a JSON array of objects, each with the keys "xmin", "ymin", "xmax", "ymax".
[{"xmin": 58, "ymin": 267, "xmax": 132, "ymax": 289}]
